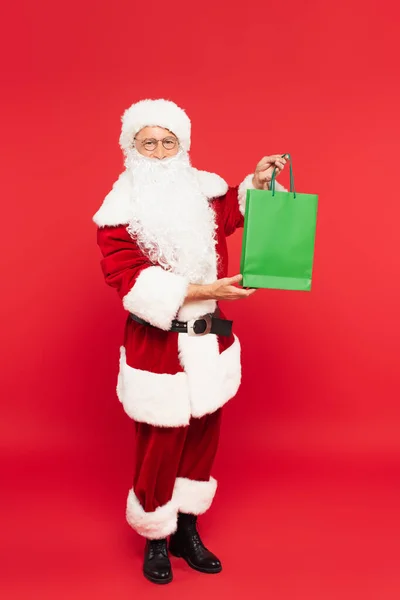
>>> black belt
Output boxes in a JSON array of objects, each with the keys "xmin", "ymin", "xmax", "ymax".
[{"xmin": 129, "ymin": 312, "xmax": 233, "ymax": 337}]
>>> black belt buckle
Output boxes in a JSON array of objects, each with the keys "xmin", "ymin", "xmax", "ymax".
[{"xmin": 187, "ymin": 314, "xmax": 213, "ymax": 336}]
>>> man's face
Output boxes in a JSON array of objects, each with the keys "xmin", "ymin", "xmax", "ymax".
[{"xmin": 133, "ymin": 126, "xmax": 180, "ymax": 159}]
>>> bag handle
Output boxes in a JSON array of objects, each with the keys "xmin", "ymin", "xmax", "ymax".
[{"xmin": 270, "ymin": 153, "xmax": 296, "ymax": 197}]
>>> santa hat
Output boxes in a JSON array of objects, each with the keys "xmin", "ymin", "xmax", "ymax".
[{"xmin": 119, "ymin": 99, "xmax": 191, "ymax": 154}]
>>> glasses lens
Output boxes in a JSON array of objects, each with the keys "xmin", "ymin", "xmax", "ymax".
[
  {"xmin": 144, "ymin": 140, "xmax": 157, "ymax": 151},
  {"xmin": 163, "ymin": 138, "xmax": 177, "ymax": 149}
]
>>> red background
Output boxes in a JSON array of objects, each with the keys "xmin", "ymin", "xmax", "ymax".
[{"xmin": 2, "ymin": 0, "xmax": 400, "ymax": 598}]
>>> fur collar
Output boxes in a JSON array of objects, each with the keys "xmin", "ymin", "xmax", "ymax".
[{"xmin": 93, "ymin": 168, "xmax": 229, "ymax": 227}]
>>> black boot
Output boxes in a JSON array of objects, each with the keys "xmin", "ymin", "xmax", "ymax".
[
  {"xmin": 169, "ymin": 513, "xmax": 222, "ymax": 574},
  {"xmin": 143, "ymin": 538, "xmax": 173, "ymax": 584}
]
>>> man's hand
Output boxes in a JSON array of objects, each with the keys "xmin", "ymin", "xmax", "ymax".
[
  {"xmin": 208, "ymin": 274, "xmax": 256, "ymax": 300},
  {"xmin": 185, "ymin": 274, "xmax": 256, "ymax": 302},
  {"xmin": 252, "ymin": 154, "xmax": 288, "ymax": 190}
]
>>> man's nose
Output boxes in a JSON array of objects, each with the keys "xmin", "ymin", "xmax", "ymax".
[{"xmin": 153, "ymin": 142, "xmax": 167, "ymax": 160}]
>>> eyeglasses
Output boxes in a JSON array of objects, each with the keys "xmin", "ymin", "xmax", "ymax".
[{"xmin": 134, "ymin": 136, "xmax": 179, "ymax": 151}]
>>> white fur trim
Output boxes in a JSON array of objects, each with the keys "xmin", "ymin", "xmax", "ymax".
[
  {"xmin": 116, "ymin": 335, "xmax": 241, "ymax": 427},
  {"xmin": 122, "ymin": 266, "xmax": 188, "ymax": 330},
  {"xmin": 218, "ymin": 335, "xmax": 242, "ymax": 404},
  {"xmin": 238, "ymin": 174, "xmax": 255, "ymax": 216},
  {"xmin": 126, "ymin": 489, "xmax": 178, "ymax": 539},
  {"xmin": 193, "ymin": 169, "xmax": 228, "ymax": 199},
  {"xmin": 177, "ymin": 299, "xmax": 217, "ymax": 322},
  {"xmin": 273, "ymin": 180, "xmax": 288, "ymax": 192},
  {"xmin": 178, "ymin": 333, "xmax": 220, "ymax": 418},
  {"xmin": 119, "ymin": 99, "xmax": 191, "ymax": 153},
  {"xmin": 238, "ymin": 173, "xmax": 288, "ymax": 216},
  {"xmin": 117, "ymin": 346, "xmax": 191, "ymax": 427},
  {"xmin": 178, "ymin": 334, "xmax": 241, "ymax": 419},
  {"xmin": 93, "ymin": 169, "xmax": 229, "ymax": 228},
  {"xmin": 173, "ymin": 477, "xmax": 217, "ymax": 515},
  {"xmin": 93, "ymin": 171, "xmax": 132, "ymax": 227}
]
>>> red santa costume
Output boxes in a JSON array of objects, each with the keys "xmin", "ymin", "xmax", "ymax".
[{"xmin": 93, "ymin": 100, "xmax": 286, "ymax": 562}]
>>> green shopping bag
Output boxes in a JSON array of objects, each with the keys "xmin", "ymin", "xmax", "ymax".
[{"xmin": 240, "ymin": 154, "xmax": 318, "ymax": 291}]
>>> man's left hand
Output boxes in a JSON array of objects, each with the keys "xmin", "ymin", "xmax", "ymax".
[{"xmin": 252, "ymin": 154, "xmax": 288, "ymax": 190}]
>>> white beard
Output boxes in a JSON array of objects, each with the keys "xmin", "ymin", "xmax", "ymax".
[{"xmin": 124, "ymin": 148, "xmax": 217, "ymax": 284}]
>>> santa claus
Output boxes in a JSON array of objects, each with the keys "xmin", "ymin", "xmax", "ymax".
[{"xmin": 93, "ymin": 99, "xmax": 288, "ymax": 584}]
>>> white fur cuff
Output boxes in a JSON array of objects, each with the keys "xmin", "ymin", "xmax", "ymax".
[
  {"xmin": 126, "ymin": 489, "xmax": 178, "ymax": 539},
  {"xmin": 122, "ymin": 266, "xmax": 189, "ymax": 330},
  {"xmin": 173, "ymin": 477, "xmax": 217, "ymax": 515},
  {"xmin": 238, "ymin": 173, "xmax": 255, "ymax": 216},
  {"xmin": 238, "ymin": 173, "xmax": 288, "ymax": 216}
]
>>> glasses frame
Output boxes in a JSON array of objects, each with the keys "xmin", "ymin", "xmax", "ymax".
[{"xmin": 133, "ymin": 136, "xmax": 179, "ymax": 151}]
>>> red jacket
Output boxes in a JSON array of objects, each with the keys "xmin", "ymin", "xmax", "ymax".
[{"xmin": 94, "ymin": 170, "xmax": 268, "ymax": 427}]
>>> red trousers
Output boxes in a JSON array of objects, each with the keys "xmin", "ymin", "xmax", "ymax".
[{"xmin": 126, "ymin": 409, "xmax": 222, "ymax": 539}]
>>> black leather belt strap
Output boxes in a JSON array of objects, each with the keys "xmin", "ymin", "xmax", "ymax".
[{"xmin": 129, "ymin": 312, "xmax": 233, "ymax": 337}]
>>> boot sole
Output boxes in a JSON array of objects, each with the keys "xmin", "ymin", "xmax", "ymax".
[
  {"xmin": 169, "ymin": 549, "xmax": 222, "ymax": 574},
  {"xmin": 143, "ymin": 570, "xmax": 173, "ymax": 585}
]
